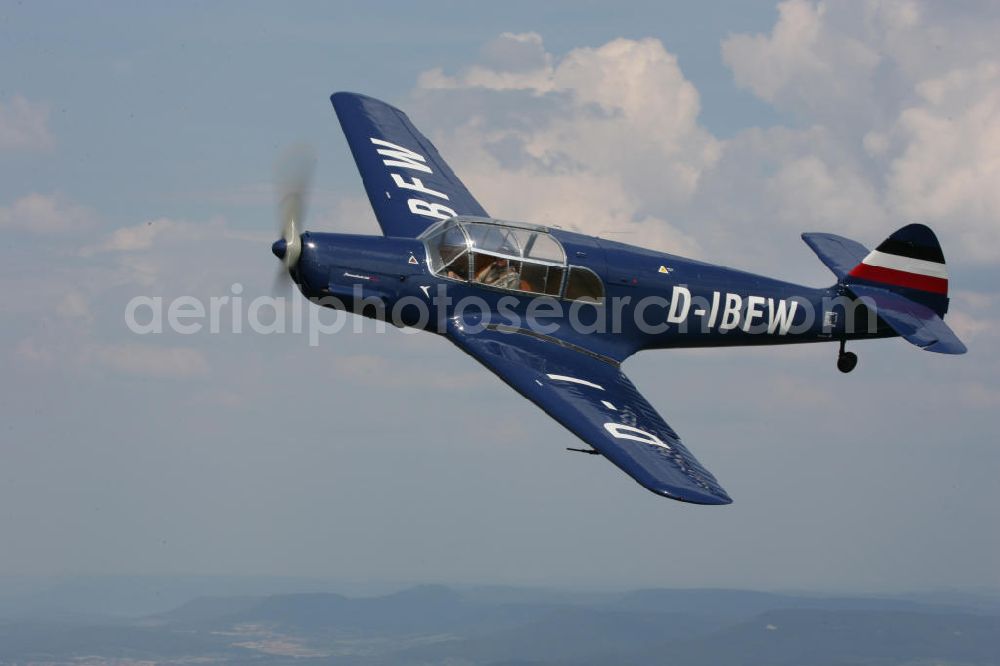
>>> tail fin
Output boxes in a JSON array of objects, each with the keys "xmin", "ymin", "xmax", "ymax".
[
  {"xmin": 804, "ymin": 224, "xmax": 966, "ymax": 354},
  {"xmin": 845, "ymin": 223, "xmax": 949, "ymax": 317}
]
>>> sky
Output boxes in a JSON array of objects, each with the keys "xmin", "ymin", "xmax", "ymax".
[{"xmin": 0, "ymin": 0, "xmax": 998, "ymax": 594}]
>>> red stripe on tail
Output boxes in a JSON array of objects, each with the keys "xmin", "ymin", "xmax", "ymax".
[{"xmin": 848, "ymin": 263, "xmax": 948, "ymax": 294}]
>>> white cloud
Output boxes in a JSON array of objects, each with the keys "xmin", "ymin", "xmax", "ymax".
[
  {"xmin": 13, "ymin": 337, "xmax": 54, "ymax": 365},
  {"xmin": 13, "ymin": 335, "xmax": 210, "ymax": 380},
  {"xmin": 765, "ymin": 154, "xmax": 887, "ymax": 233},
  {"xmin": 719, "ymin": 0, "xmax": 1000, "ymax": 262},
  {"xmin": 722, "ymin": 0, "xmax": 881, "ymax": 123},
  {"xmin": 685, "ymin": 124, "xmax": 890, "ymax": 268},
  {"xmin": 80, "ymin": 216, "xmax": 269, "ymax": 289},
  {"xmin": 946, "ymin": 291, "xmax": 1000, "ymax": 347},
  {"xmin": 886, "ymin": 61, "xmax": 1000, "ymax": 260},
  {"xmin": 85, "ymin": 342, "xmax": 210, "ymax": 379},
  {"xmin": 84, "ymin": 216, "xmax": 248, "ymax": 254},
  {"xmin": 479, "ymin": 31, "xmax": 551, "ymax": 73},
  {"xmin": 407, "ymin": 8, "xmax": 1000, "ymax": 270},
  {"xmin": 413, "ymin": 33, "xmax": 717, "ymax": 256},
  {"xmin": 419, "ymin": 32, "xmax": 554, "ymax": 93},
  {"xmin": 0, "ymin": 95, "xmax": 53, "ymax": 151},
  {"xmin": 92, "ymin": 217, "xmax": 176, "ymax": 252},
  {"xmin": 55, "ymin": 290, "xmax": 93, "ymax": 323},
  {"xmin": 0, "ymin": 193, "xmax": 95, "ymax": 234},
  {"xmin": 720, "ymin": 1, "xmax": 998, "ymax": 126}
]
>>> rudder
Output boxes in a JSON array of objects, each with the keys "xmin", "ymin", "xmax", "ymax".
[{"xmin": 844, "ymin": 223, "xmax": 949, "ymax": 317}]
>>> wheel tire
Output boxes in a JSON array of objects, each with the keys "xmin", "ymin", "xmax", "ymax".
[{"xmin": 837, "ymin": 351, "xmax": 858, "ymax": 374}]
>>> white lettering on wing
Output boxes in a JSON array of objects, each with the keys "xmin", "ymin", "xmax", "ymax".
[
  {"xmin": 391, "ymin": 173, "xmax": 449, "ymax": 201},
  {"xmin": 370, "ymin": 138, "xmax": 432, "ymax": 173},
  {"xmin": 603, "ymin": 423, "xmax": 672, "ymax": 450},
  {"xmin": 546, "ymin": 374, "xmax": 605, "ymax": 390},
  {"xmin": 370, "ymin": 137, "xmax": 459, "ymax": 221}
]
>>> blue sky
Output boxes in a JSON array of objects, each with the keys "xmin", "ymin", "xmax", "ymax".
[{"xmin": 1, "ymin": 1, "xmax": 998, "ymax": 593}]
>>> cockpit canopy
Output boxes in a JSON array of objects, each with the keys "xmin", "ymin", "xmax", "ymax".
[{"xmin": 421, "ymin": 217, "xmax": 603, "ymax": 301}]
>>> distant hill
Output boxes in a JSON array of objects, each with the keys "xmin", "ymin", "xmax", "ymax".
[
  {"xmin": 608, "ymin": 587, "xmax": 956, "ymax": 619},
  {"xmin": 0, "ymin": 584, "xmax": 996, "ymax": 665},
  {"xmin": 618, "ymin": 608, "xmax": 1000, "ymax": 666},
  {"xmin": 400, "ymin": 607, "xmax": 720, "ymax": 663}
]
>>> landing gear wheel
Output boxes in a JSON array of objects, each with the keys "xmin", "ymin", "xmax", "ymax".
[{"xmin": 837, "ymin": 351, "xmax": 858, "ymax": 373}]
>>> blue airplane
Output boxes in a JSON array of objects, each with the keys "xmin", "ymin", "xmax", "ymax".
[{"xmin": 271, "ymin": 92, "xmax": 966, "ymax": 505}]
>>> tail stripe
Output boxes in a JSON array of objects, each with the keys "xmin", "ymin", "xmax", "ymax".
[
  {"xmin": 876, "ymin": 237, "xmax": 945, "ymax": 263},
  {"xmin": 847, "ymin": 223, "xmax": 949, "ymax": 298},
  {"xmin": 855, "ymin": 249, "xmax": 948, "ymax": 279},
  {"xmin": 848, "ymin": 263, "xmax": 948, "ymax": 294},
  {"xmin": 818, "ymin": 222, "xmax": 952, "ymax": 317}
]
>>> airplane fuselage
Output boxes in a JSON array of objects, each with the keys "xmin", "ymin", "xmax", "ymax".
[{"xmin": 291, "ymin": 225, "xmax": 893, "ymax": 363}]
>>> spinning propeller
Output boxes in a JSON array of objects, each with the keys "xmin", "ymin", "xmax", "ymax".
[{"xmin": 271, "ymin": 145, "xmax": 316, "ymax": 291}]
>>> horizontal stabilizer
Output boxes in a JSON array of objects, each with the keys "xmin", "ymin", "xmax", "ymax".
[
  {"xmin": 847, "ymin": 284, "xmax": 967, "ymax": 354},
  {"xmin": 802, "ymin": 232, "xmax": 870, "ymax": 280}
]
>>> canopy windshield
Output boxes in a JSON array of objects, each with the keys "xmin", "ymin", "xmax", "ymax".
[{"xmin": 422, "ymin": 217, "xmax": 600, "ymax": 301}]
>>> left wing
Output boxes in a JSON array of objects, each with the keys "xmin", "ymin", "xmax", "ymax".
[
  {"xmin": 331, "ymin": 92, "xmax": 489, "ymax": 238},
  {"xmin": 448, "ymin": 320, "xmax": 732, "ymax": 505}
]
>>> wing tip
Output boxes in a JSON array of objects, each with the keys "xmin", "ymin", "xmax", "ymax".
[
  {"xmin": 651, "ymin": 485, "xmax": 733, "ymax": 506},
  {"xmin": 924, "ymin": 338, "xmax": 968, "ymax": 354},
  {"xmin": 330, "ymin": 91, "xmax": 365, "ymax": 112},
  {"xmin": 330, "ymin": 91, "xmax": 405, "ymax": 116}
]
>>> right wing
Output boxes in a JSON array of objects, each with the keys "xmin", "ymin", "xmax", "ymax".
[
  {"xmin": 448, "ymin": 320, "xmax": 732, "ymax": 505},
  {"xmin": 331, "ymin": 92, "xmax": 489, "ymax": 238}
]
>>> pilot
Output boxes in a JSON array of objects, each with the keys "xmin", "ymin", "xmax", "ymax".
[{"xmin": 476, "ymin": 257, "xmax": 520, "ymax": 289}]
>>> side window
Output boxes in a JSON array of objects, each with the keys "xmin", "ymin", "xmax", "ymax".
[
  {"xmin": 544, "ymin": 267, "xmax": 566, "ymax": 295},
  {"xmin": 520, "ymin": 263, "xmax": 564, "ymax": 296},
  {"xmin": 524, "ymin": 234, "xmax": 564, "ymax": 263},
  {"xmin": 428, "ymin": 223, "xmax": 471, "ymax": 281},
  {"xmin": 466, "ymin": 224, "xmax": 519, "ymax": 256},
  {"xmin": 564, "ymin": 267, "xmax": 604, "ymax": 302},
  {"xmin": 473, "ymin": 254, "xmax": 522, "ymax": 290}
]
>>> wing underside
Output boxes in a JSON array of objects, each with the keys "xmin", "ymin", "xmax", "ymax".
[
  {"xmin": 331, "ymin": 92, "xmax": 488, "ymax": 238},
  {"xmin": 447, "ymin": 319, "xmax": 732, "ymax": 505}
]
